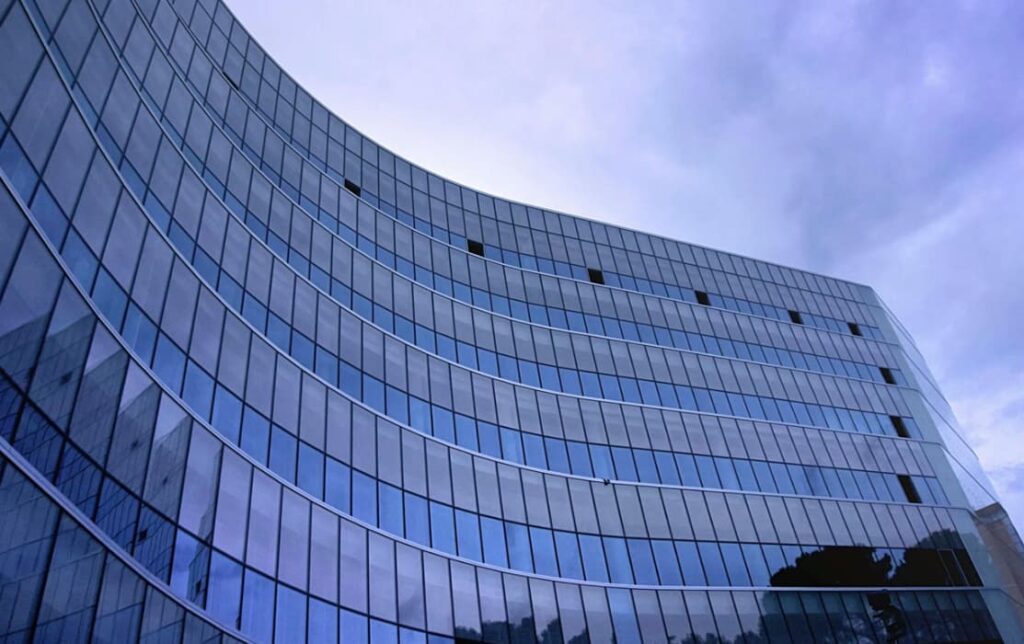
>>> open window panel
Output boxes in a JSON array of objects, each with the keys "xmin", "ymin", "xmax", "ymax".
[
  {"xmin": 898, "ymin": 474, "xmax": 922, "ymax": 503},
  {"xmin": 466, "ymin": 239, "xmax": 484, "ymax": 257},
  {"xmin": 343, "ymin": 178, "xmax": 361, "ymax": 197},
  {"xmin": 587, "ymin": 268, "xmax": 605, "ymax": 284},
  {"xmin": 694, "ymin": 290, "xmax": 711, "ymax": 306},
  {"xmin": 890, "ymin": 416, "xmax": 911, "ymax": 438}
]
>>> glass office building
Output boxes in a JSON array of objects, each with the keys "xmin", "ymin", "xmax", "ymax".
[{"xmin": 0, "ymin": 0, "xmax": 1022, "ymax": 641}]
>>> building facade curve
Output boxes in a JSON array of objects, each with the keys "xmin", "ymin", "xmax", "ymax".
[{"xmin": 0, "ymin": 0, "xmax": 1022, "ymax": 641}]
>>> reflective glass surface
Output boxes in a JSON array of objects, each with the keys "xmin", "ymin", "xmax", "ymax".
[{"xmin": 0, "ymin": 0, "xmax": 1019, "ymax": 641}]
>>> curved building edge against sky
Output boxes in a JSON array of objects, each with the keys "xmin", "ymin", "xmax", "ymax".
[{"xmin": 0, "ymin": 0, "xmax": 1022, "ymax": 641}]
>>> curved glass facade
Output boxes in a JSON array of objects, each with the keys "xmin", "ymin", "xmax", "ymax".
[{"xmin": 0, "ymin": 0, "xmax": 1021, "ymax": 641}]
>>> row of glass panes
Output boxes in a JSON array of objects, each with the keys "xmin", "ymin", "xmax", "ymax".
[
  {"xmin": 0, "ymin": 439, "xmax": 998, "ymax": 643},
  {"xmin": 0, "ymin": 217, "xmax": 952, "ymax": 563},
  {"xmin": 158, "ymin": 0, "xmax": 880, "ymax": 331},
  {"xmin": 0, "ymin": 345, "xmax": 995, "ymax": 644},
  {"xmin": 93, "ymin": 0, "xmax": 887, "ymax": 355}
]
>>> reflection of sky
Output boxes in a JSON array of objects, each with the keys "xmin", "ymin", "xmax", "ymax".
[{"xmin": 229, "ymin": 1, "xmax": 1024, "ymax": 533}]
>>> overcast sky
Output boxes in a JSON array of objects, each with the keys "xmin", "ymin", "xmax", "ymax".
[{"xmin": 227, "ymin": 1, "xmax": 1024, "ymax": 531}]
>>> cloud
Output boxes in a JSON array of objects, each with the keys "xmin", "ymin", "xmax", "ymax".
[{"xmin": 228, "ymin": 0, "xmax": 1024, "ymax": 531}]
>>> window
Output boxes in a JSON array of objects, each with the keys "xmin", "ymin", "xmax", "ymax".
[
  {"xmin": 880, "ymin": 367, "xmax": 896, "ymax": 385},
  {"xmin": 891, "ymin": 416, "xmax": 911, "ymax": 439},
  {"xmin": 695, "ymin": 290, "xmax": 711, "ymax": 306},
  {"xmin": 466, "ymin": 239, "xmax": 484, "ymax": 257},
  {"xmin": 343, "ymin": 178, "xmax": 361, "ymax": 196},
  {"xmin": 788, "ymin": 310, "xmax": 803, "ymax": 324},
  {"xmin": 587, "ymin": 268, "xmax": 604, "ymax": 284},
  {"xmin": 848, "ymin": 322, "xmax": 863, "ymax": 336},
  {"xmin": 223, "ymin": 70, "xmax": 240, "ymax": 90},
  {"xmin": 898, "ymin": 475, "xmax": 921, "ymax": 503}
]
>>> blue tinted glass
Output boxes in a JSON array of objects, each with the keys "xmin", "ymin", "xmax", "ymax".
[
  {"xmin": 269, "ymin": 425, "xmax": 297, "ymax": 483},
  {"xmin": 371, "ymin": 619, "xmax": 398, "ymax": 644},
  {"xmin": 480, "ymin": 516, "xmax": 507, "ymax": 567},
  {"xmin": 734, "ymin": 460, "xmax": 758, "ymax": 491},
  {"xmin": 379, "ymin": 483, "xmax": 404, "ymax": 536},
  {"xmin": 544, "ymin": 438, "xmax": 570, "ymax": 474},
  {"xmin": 506, "ymin": 523, "xmax": 533, "ymax": 572},
  {"xmin": 627, "ymin": 539, "xmax": 658, "ymax": 585},
  {"xmin": 478, "ymin": 422, "xmax": 501, "ymax": 458},
  {"xmin": 341, "ymin": 609, "xmax": 368, "ymax": 642},
  {"xmin": 652, "ymin": 540, "xmax": 682, "ymax": 585},
  {"xmin": 530, "ymin": 527, "xmax": 558, "ymax": 577},
  {"xmin": 714, "ymin": 458, "xmax": 739, "ymax": 490},
  {"xmin": 152, "ymin": 334, "xmax": 185, "ymax": 392},
  {"xmin": 404, "ymin": 493, "xmax": 429, "ymax": 546},
  {"xmin": 607, "ymin": 589, "xmax": 642, "ymax": 644},
  {"xmin": 720, "ymin": 543, "xmax": 751, "ymax": 585},
  {"xmin": 500, "ymin": 428, "xmax": 523, "ymax": 463},
  {"xmin": 432, "ymin": 407, "xmax": 454, "ymax": 443},
  {"xmin": 762, "ymin": 544, "xmax": 787, "ymax": 581},
  {"xmin": 567, "ymin": 442, "xmax": 593, "ymax": 477},
  {"xmin": 455, "ymin": 510, "xmax": 481, "ymax": 561},
  {"xmin": 211, "ymin": 385, "xmax": 242, "ymax": 443},
  {"xmin": 698, "ymin": 542, "xmax": 729, "ymax": 586},
  {"xmin": 591, "ymin": 446, "xmax": 613, "ymax": 479},
  {"xmin": 325, "ymin": 459, "xmax": 351, "ymax": 513},
  {"xmin": 206, "ymin": 552, "xmax": 242, "ymax": 627},
  {"xmin": 296, "ymin": 443, "xmax": 324, "ymax": 497},
  {"xmin": 743, "ymin": 544, "xmax": 772, "ymax": 586},
  {"xmin": 523, "ymin": 433, "xmax": 547, "ymax": 468},
  {"xmin": 676, "ymin": 542, "xmax": 706, "ymax": 585},
  {"xmin": 579, "ymin": 534, "xmax": 608, "ymax": 582},
  {"xmin": 677, "ymin": 454, "xmax": 700, "ymax": 487},
  {"xmin": 352, "ymin": 471, "xmax": 377, "ymax": 525},
  {"xmin": 429, "ymin": 502, "xmax": 455, "ymax": 554},
  {"xmin": 386, "ymin": 387, "xmax": 408, "ymax": 425},
  {"xmin": 634, "ymin": 451, "xmax": 658, "ymax": 483},
  {"xmin": 121, "ymin": 304, "xmax": 156, "ymax": 364},
  {"xmin": 276, "ymin": 586, "xmax": 308, "ymax": 644},
  {"xmin": 753, "ymin": 461, "xmax": 777, "ymax": 493},
  {"xmin": 554, "ymin": 531, "xmax": 583, "ymax": 580},
  {"xmin": 309, "ymin": 598, "xmax": 338, "ymax": 644},
  {"xmin": 695, "ymin": 456, "xmax": 720, "ymax": 488},
  {"xmin": 240, "ymin": 407, "xmax": 270, "ymax": 463},
  {"xmin": 241, "ymin": 570, "xmax": 275, "ymax": 641},
  {"xmin": 454, "ymin": 414, "xmax": 477, "ymax": 451},
  {"xmin": 362, "ymin": 375, "xmax": 385, "ymax": 412},
  {"xmin": 524, "ymin": 362, "xmax": 540, "ymax": 387},
  {"xmin": 604, "ymin": 537, "xmax": 633, "ymax": 584}
]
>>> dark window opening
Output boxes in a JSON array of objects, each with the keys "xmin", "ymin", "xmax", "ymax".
[
  {"xmin": 848, "ymin": 322, "xmax": 862, "ymax": 336},
  {"xmin": 695, "ymin": 290, "xmax": 711, "ymax": 306},
  {"xmin": 880, "ymin": 367, "xmax": 896, "ymax": 385},
  {"xmin": 223, "ymin": 71, "xmax": 239, "ymax": 90},
  {"xmin": 899, "ymin": 475, "xmax": 921, "ymax": 503},
  {"xmin": 891, "ymin": 416, "xmax": 910, "ymax": 438},
  {"xmin": 788, "ymin": 310, "xmax": 803, "ymax": 324},
  {"xmin": 343, "ymin": 179, "xmax": 361, "ymax": 197},
  {"xmin": 587, "ymin": 268, "xmax": 605, "ymax": 285},
  {"xmin": 467, "ymin": 239, "xmax": 484, "ymax": 257}
]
